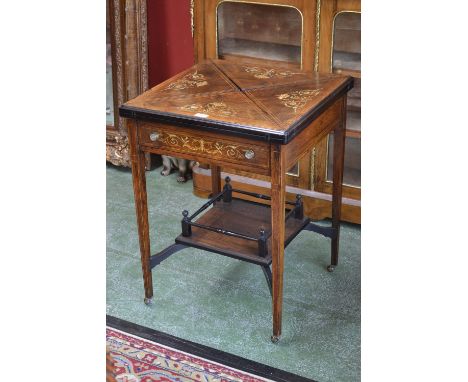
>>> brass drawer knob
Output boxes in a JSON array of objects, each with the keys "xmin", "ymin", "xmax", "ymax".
[
  {"xmin": 149, "ymin": 132, "xmax": 160, "ymax": 142},
  {"xmin": 244, "ymin": 149, "xmax": 255, "ymax": 160}
]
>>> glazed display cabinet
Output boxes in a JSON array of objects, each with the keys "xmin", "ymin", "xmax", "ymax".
[{"xmin": 191, "ymin": 0, "xmax": 361, "ymax": 223}]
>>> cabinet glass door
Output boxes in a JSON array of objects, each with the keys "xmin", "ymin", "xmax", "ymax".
[
  {"xmin": 332, "ymin": 12, "xmax": 361, "ymax": 73},
  {"xmin": 217, "ymin": 1, "xmax": 302, "ymax": 66},
  {"xmin": 327, "ymin": 11, "xmax": 361, "ymax": 188}
]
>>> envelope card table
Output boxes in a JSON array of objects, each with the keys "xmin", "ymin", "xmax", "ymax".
[{"xmin": 120, "ymin": 59, "xmax": 353, "ymax": 342}]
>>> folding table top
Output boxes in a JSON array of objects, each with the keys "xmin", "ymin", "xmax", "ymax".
[{"xmin": 120, "ymin": 59, "xmax": 353, "ymax": 144}]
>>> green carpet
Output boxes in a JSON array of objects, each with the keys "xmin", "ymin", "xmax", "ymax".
[{"xmin": 106, "ymin": 163, "xmax": 361, "ymax": 382}]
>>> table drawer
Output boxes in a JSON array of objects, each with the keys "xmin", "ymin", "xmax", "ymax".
[{"xmin": 138, "ymin": 122, "xmax": 270, "ymax": 171}]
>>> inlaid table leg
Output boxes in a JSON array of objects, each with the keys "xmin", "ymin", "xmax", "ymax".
[
  {"xmin": 270, "ymin": 143, "xmax": 286, "ymax": 342},
  {"xmin": 329, "ymin": 97, "xmax": 347, "ymax": 272},
  {"xmin": 128, "ymin": 120, "xmax": 154, "ymax": 304},
  {"xmin": 211, "ymin": 165, "xmax": 221, "ymax": 196}
]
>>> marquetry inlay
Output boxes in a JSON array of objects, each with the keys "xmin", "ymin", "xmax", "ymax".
[
  {"xmin": 276, "ymin": 89, "xmax": 322, "ymax": 113},
  {"xmin": 243, "ymin": 66, "xmax": 301, "ymax": 79},
  {"xmin": 156, "ymin": 131, "xmax": 255, "ymax": 160},
  {"xmin": 166, "ymin": 71, "xmax": 208, "ymax": 90},
  {"xmin": 180, "ymin": 101, "xmax": 235, "ymax": 117}
]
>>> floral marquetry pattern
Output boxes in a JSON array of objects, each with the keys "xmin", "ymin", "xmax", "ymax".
[
  {"xmin": 180, "ymin": 101, "xmax": 235, "ymax": 117},
  {"xmin": 243, "ymin": 66, "xmax": 301, "ymax": 79},
  {"xmin": 276, "ymin": 89, "xmax": 322, "ymax": 113},
  {"xmin": 166, "ymin": 71, "xmax": 208, "ymax": 90},
  {"xmin": 157, "ymin": 131, "xmax": 254, "ymax": 160}
]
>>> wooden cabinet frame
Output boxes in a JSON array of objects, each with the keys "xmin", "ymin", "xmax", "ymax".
[{"xmin": 106, "ymin": 0, "xmax": 149, "ymax": 167}]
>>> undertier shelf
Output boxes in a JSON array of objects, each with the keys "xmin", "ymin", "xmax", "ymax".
[{"xmin": 176, "ymin": 197, "xmax": 310, "ymax": 266}]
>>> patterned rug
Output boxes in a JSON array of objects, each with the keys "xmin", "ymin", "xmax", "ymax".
[
  {"xmin": 107, "ymin": 327, "xmax": 273, "ymax": 382},
  {"xmin": 106, "ymin": 316, "xmax": 316, "ymax": 382}
]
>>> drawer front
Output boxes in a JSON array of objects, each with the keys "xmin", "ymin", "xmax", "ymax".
[{"xmin": 138, "ymin": 122, "xmax": 270, "ymax": 171}]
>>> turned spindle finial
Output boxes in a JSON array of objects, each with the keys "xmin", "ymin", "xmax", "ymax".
[
  {"xmin": 294, "ymin": 194, "xmax": 304, "ymax": 219},
  {"xmin": 181, "ymin": 210, "xmax": 191, "ymax": 237},
  {"xmin": 223, "ymin": 176, "xmax": 233, "ymax": 202},
  {"xmin": 258, "ymin": 227, "xmax": 268, "ymax": 258}
]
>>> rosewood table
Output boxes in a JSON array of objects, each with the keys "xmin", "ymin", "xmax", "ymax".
[{"xmin": 120, "ymin": 59, "xmax": 353, "ymax": 342}]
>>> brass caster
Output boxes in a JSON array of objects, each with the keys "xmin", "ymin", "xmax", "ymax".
[
  {"xmin": 270, "ymin": 335, "xmax": 280, "ymax": 344},
  {"xmin": 144, "ymin": 297, "xmax": 153, "ymax": 305},
  {"xmin": 327, "ymin": 265, "xmax": 336, "ymax": 272}
]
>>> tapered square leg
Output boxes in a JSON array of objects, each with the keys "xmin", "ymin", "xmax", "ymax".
[
  {"xmin": 330, "ymin": 96, "xmax": 347, "ymax": 272},
  {"xmin": 211, "ymin": 165, "xmax": 221, "ymax": 196},
  {"xmin": 128, "ymin": 120, "xmax": 154, "ymax": 303},
  {"xmin": 270, "ymin": 143, "xmax": 286, "ymax": 342}
]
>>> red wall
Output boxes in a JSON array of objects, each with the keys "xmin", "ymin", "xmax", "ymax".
[{"xmin": 147, "ymin": 0, "xmax": 195, "ymax": 87}]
